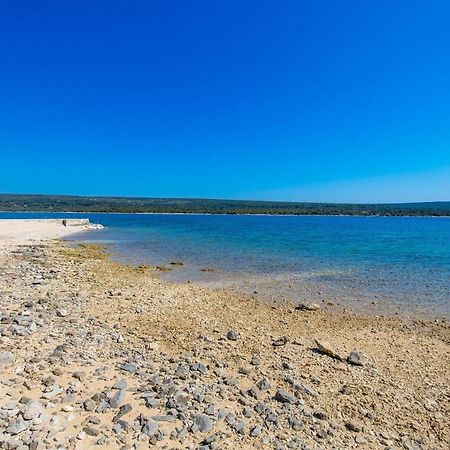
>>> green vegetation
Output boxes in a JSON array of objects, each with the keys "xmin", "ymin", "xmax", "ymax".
[{"xmin": 0, "ymin": 194, "xmax": 449, "ymax": 216}]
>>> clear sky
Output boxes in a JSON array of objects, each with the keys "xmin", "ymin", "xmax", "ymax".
[{"xmin": 1, "ymin": 1, "xmax": 449, "ymax": 203}]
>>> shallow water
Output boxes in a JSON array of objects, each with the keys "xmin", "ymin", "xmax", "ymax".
[{"xmin": 2, "ymin": 212, "xmax": 449, "ymax": 317}]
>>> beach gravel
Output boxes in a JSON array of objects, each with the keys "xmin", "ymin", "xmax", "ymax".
[{"xmin": 0, "ymin": 223, "xmax": 448, "ymax": 449}]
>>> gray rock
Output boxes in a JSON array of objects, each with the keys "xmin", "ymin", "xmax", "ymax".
[
  {"xmin": 250, "ymin": 425, "xmax": 262, "ymax": 437},
  {"xmin": 119, "ymin": 363, "xmax": 137, "ymax": 373},
  {"xmin": 112, "ymin": 379, "xmax": 127, "ymax": 390},
  {"xmin": 6, "ymin": 418, "xmax": 28, "ymax": 435},
  {"xmin": 83, "ymin": 399, "xmax": 97, "ymax": 412},
  {"xmin": 233, "ymin": 420, "xmax": 246, "ymax": 434},
  {"xmin": 297, "ymin": 383, "xmax": 319, "ymax": 397},
  {"xmin": 9, "ymin": 325, "xmax": 28, "ymax": 336},
  {"xmin": 0, "ymin": 351, "xmax": 14, "ymax": 368},
  {"xmin": 274, "ymin": 389, "xmax": 297, "ymax": 404},
  {"xmin": 152, "ymin": 414, "xmax": 176, "ymax": 422},
  {"xmin": 141, "ymin": 420, "xmax": 159, "ymax": 436},
  {"xmin": 289, "ymin": 417, "xmax": 303, "ymax": 431},
  {"xmin": 112, "ymin": 404, "xmax": 132, "ymax": 423},
  {"xmin": 42, "ymin": 386, "xmax": 64, "ymax": 399},
  {"xmin": 226, "ymin": 330, "xmax": 238, "ymax": 341},
  {"xmin": 348, "ymin": 351, "xmax": 368, "ymax": 366},
  {"xmin": 22, "ymin": 400, "xmax": 44, "ymax": 420},
  {"xmin": 195, "ymin": 414, "xmax": 213, "ymax": 432},
  {"xmin": 143, "ymin": 397, "xmax": 159, "ymax": 408},
  {"xmin": 83, "ymin": 425, "xmax": 99, "ymax": 436},
  {"xmin": 256, "ymin": 378, "xmax": 271, "ymax": 391},
  {"xmin": 72, "ymin": 371, "xmax": 86, "ymax": 382}
]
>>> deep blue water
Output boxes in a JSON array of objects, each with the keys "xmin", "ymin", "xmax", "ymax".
[{"xmin": 2, "ymin": 212, "xmax": 449, "ymax": 316}]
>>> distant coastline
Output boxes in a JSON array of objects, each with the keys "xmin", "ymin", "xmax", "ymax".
[{"xmin": 1, "ymin": 194, "xmax": 450, "ymax": 217}]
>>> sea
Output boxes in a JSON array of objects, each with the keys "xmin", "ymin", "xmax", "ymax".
[{"xmin": 1, "ymin": 212, "xmax": 449, "ymax": 318}]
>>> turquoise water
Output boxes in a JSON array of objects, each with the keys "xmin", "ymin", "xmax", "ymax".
[{"xmin": 2, "ymin": 212, "xmax": 449, "ymax": 317}]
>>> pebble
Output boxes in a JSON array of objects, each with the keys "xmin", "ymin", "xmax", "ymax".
[
  {"xmin": 0, "ymin": 351, "xmax": 14, "ymax": 368},
  {"xmin": 314, "ymin": 339, "xmax": 341, "ymax": 360},
  {"xmin": 296, "ymin": 302, "xmax": 321, "ymax": 311},
  {"xmin": 195, "ymin": 414, "xmax": 213, "ymax": 432},
  {"xmin": 226, "ymin": 330, "xmax": 238, "ymax": 341},
  {"xmin": 22, "ymin": 400, "xmax": 44, "ymax": 420},
  {"xmin": 348, "ymin": 351, "xmax": 368, "ymax": 366},
  {"xmin": 274, "ymin": 390, "xmax": 297, "ymax": 404}
]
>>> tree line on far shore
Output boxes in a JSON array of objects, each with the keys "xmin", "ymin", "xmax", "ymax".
[{"xmin": 0, "ymin": 194, "xmax": 449, "ymax": 216}]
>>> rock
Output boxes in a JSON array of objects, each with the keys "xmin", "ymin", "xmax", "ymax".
[
  {"xmin": 141, "ymin": 420, "xmax": 159, "ymax": 436},
  {"xmin": 83, "ymin": 399, "xmax": 97, "ymax": 412},
  {"xmin": 152, "ymin": 415, "xmax": 177, "ymax": 422},
  {"xmin": 22, "ymin": 400, "xmax": 44, "ymax": 420},
  {"xmin": 272, "ymin": 336, "xmax": 288, "ymax": 347},
  {"xmin": 6, "ymin": 417, "xmax": 28, "ymax": 435},
  {"xmin": 313, "ymin": 411, "xmax": 329, "ymax": 420},
  {"xmin": 42, "ymin": 386, "xmax": 64, "ymax": 399},
  {"xmin": 314, "ymin": 339, "xmax": 342, "ymax": 360},
  {"xmin": 250, "ymin": 425, "xmax": 262, "ymax": 437},
  {"xmin": 297, "ymin": 383, "xmax": 319, "ymax": 397},
  {"xmin": 52, "ymin": 367, "xmax": 64, "ymax": 376},
  {"xmin": 112, "ymin": 379, "xmax": 127, "ymax": 390},
  {"xmin": 72, "ymin": 371, "xmax": 86, "ymax": 382},
  {"xmin": 83, "ymin": 425, "xmax": 99, "ymax": 436},
  {"xmin": 289, "ymin": 417, "xmax": 303, "ymax": 431},
  {"xmin": 355, "ymin": 435, "xmax": 367, "ymax": 444},
  {"xmin": 195, "ymin": 414, "xmax": 213, "ymax": 432},
  {"xmin": 340, "ymin": 384, "xmax": 353, "ymax": 395},
  {"xmin": 0, "ymin": 351, "xmax": 14, "ymax": 368},
  {"xmin": 296, "ymin": 302, "xmax": 321, "ymax": 311},
  {"xmin": 274, "ymin": 390, "xmax": 297, "ymax": 404},
  {"xmin": 56, "ymin": 309, "xmax": 67, "ymax": 317},
  {"xmin": 112, "ymin": 404, "xmax": 132, "ymax": 423},
  {"xmin": 234, "ymin": 420, "xmax": 246, "ymax": 434},
  {"xmin": 119, "ymin": 363, "xmax": 137, "ymax": 373},
  {"xmin": 348, "ymin": 351, "xmax": 368, "ymax": 366},
  {"xmin": 256, "ymin": 378, "xmax": 271, "ymax": 391},
  {"xmin": 226, "ymin": 330, "xmax": 238, "ymax": 341},
  {"xmin": 346, "ymin": 420, "xmax": 363, "ymax": 432}
]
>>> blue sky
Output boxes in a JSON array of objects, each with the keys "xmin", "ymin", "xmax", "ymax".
[{"xmin": 1, "ymin": 1, "xmax": 449, "ymax": 203}]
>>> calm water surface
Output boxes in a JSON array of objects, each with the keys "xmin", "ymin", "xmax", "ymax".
[{"xmin": 2, "ymin": 212, "xmax": 449, "ymax": 317}]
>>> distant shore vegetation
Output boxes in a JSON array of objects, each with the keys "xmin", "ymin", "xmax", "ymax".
[{"xmin": 0, "ymin": 194, "xmax": 449, "ymax": 216}]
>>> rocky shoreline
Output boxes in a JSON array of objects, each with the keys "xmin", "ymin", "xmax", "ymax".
[{"xmin": 0, "ymin": 238, "xmax": 448, "ymax": 449}]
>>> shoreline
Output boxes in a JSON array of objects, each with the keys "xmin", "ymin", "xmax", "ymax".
[{"xmin": 0, "ymin": 220, "xmax": 448, "ymax": 448}]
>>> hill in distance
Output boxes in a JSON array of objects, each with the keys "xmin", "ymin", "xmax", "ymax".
[{"xmin": 1, "ymin": 194, "xmax": 449, "ymax": 216}]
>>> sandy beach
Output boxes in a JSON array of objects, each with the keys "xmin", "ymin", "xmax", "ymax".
[{"xmin": 0, "ymin": 219, "xmax": 448, "ymax": 449}]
